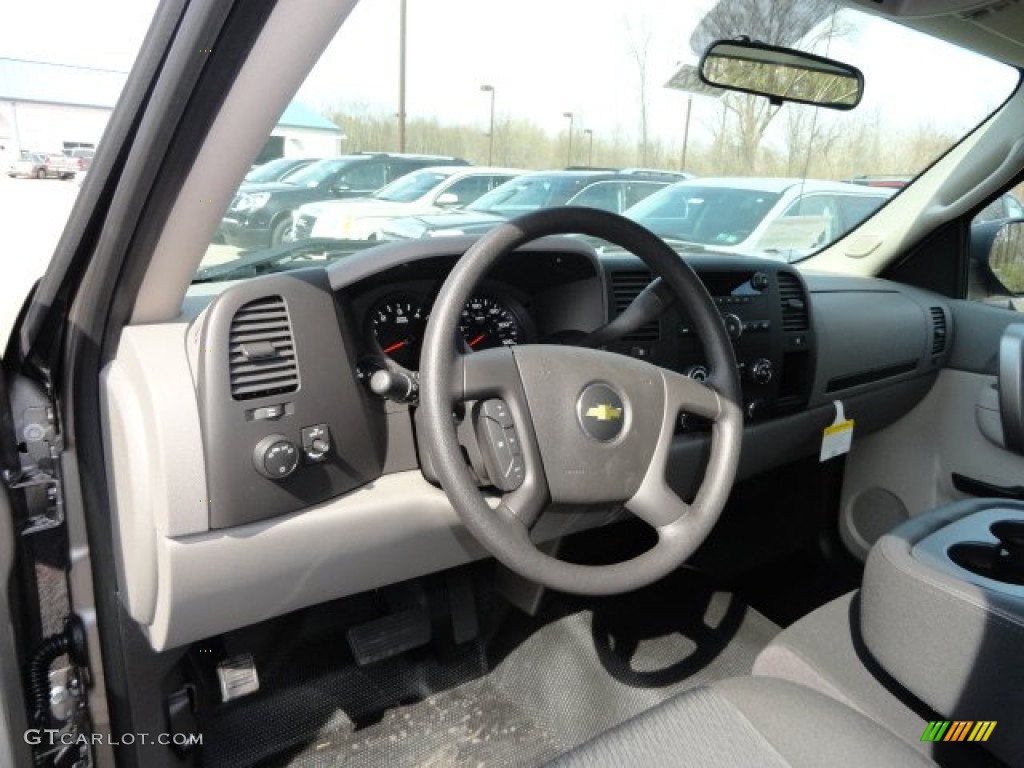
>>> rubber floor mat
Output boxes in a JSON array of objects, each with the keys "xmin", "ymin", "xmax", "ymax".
[{"xmin": 203, "ymin": 569, "xmax": 779, "ymax": 767}]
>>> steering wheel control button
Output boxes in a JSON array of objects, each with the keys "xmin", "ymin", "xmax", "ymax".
[
  {"xmin": 477, "ymin": 400, "xmax": 524, "ymax": 492},
  {"xmin": 577, "ymin": 383, "xmax": 626, "ymax": 442},
  {"xmin": 301, "ymin": 424, "xmax": 331, "ymax": 462},
  {"xmin": 482, "ymin": 399, "xmax": 514, "ymax": 428},
  {"xmin": 253, "ymin": 435, "xmax": 300, "ymax": 480}
]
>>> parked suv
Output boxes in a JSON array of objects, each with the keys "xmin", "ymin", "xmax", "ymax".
[
  {"xmin": 380, "ymin": 169, "xmax": 677, "ymax": 239},
  {"xmin": 287, "ymin": 166, "xmax": 523, "ymax": 241},
  {"xmin": 219, "ymin": 152, "xmax": 470, "ymax": 248}
]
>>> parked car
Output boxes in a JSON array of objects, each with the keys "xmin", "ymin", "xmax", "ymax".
[
  {"xmin": 287, "ymin": 166, "xmax": 523, "ymax": 241},
  {"xmin": 7, "ymin": 152, "xmax": 50, "ymax": 179},
  {"xmin": 7, "ymin": 152, "xmax": 78, "ymax": 179},
  {"xmin": 623, "ymin": 177, "xmax": 895, "ymax": 260},
  {"xmin": 243, "ymin": 156, "xmax": 321, "ymax": 183},
  {"xmin": 219, "ymin": 152, "xmax": 470, "ymax": 248},
  {"xmin": 67, "ymin": 148, "xmax": 96, "ymax": 172},
  {"xmin": 380, "ymin": 169, "xmax": 677, "ymax": 239}
]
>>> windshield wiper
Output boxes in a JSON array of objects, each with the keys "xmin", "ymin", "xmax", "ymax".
[{"xmin": 192, "ymin": 238, "xmax": 377, "ymax": 283}]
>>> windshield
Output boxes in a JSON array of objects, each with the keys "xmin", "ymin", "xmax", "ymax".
[
  {"xmin": 196, "ymin": 0, "xmax": 1020, "ymax": 280},
  {"xmin": 283, "ymin": 158, "xmax": 351, "ymax": 188},
  {"xmin": 627, "ymin": 184, "xmax": 782, "ymax": 244},
  {"xmin": 245, "ymin": 158, "xmax": 307, "ymax": 183},
  {"xmin": 469, "ymin": 176, "xmax": 589, "ymax": 216},
  {"xmin": 374, "ymin": 170, "xmax": 453, "ymax": 202}
]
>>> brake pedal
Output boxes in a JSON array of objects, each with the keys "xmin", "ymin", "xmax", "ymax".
[{"xmin": 347, "ymin": 608, "xmax": 431, "ymax": 666}]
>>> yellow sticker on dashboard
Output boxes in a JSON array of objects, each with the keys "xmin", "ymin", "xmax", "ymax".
[{"xmin": 821, "ymin": 400, "xmax": 855, "ymax": 462}]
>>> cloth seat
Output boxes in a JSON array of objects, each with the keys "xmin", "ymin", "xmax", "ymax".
[
  {"xmin": 547, "ymin": 675, "xmax": 935, "ymax": 767},
  {"xmin": 752, "ymin": 591, "xmax": 1004, "ymax": 767}
]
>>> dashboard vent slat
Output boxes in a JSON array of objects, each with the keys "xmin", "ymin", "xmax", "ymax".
[
  {"xmin": 930, "ymin": 307, "xmax": 948, "ymax": 355},
  {"xmin": 610, "ymin": 270, "xmax": 660, "ymax": 342},
  {"xmin": 228, "ymin": 296, "xmax": 299, "ymax": 400},
  {"xmin": 777, "ymin": 272, "xmax": 809, "ymax": 332}
]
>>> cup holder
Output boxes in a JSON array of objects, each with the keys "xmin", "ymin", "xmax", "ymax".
[{"xmin": 948, "ymin": 520, "xmax": 1024, "ymax": 586}]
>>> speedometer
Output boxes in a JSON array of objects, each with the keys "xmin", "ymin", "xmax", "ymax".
[{"xmin": 459, "ymin": 296, "xmax": 524, "ymax": 351}]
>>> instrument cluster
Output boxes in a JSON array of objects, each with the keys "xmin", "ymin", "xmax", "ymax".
[{"xmin": 361, "ymin": 288, "xmax": 532, "ymax": 373}]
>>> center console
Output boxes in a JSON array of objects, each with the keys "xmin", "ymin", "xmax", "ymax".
[
  {"xmin": 604, "ymin": 257, "xmax": 815, "ymax": 423},
  {"xmin": 861, "ymin": 498, "xmax": 1024, "ymax": 765}
]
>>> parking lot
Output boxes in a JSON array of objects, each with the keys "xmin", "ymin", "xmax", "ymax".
[{"xmin": 0, "ymin": 173, "xmax": 78, "ymax": 343}]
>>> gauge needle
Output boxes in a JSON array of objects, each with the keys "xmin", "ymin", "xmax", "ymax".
[
  {"xmin": 468, "ymin": 334, "xmax": 486, "ymax": 348},
  {"xmin": 382, "ymin": 341, "xmax": 408, "ymax": 354}
]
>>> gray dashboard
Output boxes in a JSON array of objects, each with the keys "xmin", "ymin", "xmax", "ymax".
[{"xmin": 100, "ymin": 236, "xmax": 952, "ymax": 650}]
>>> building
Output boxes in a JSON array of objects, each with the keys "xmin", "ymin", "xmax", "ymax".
[{"xmin": 0, "ymin": 58, "xmax": 343, "ymax": 163}]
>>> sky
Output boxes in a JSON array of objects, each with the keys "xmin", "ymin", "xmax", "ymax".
[{"xmin": 0, "ymin": 0, "xmax": 1018, "ymax": 147}]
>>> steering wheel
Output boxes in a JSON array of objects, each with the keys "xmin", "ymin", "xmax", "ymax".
[{"xmin": 419, "ymin": 207, "xmax": 743, "ymax": 594}]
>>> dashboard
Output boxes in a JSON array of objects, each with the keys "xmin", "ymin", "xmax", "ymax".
[{"xmin": 103, "ymin": 233, "xmax": 953, "ymax": 650}]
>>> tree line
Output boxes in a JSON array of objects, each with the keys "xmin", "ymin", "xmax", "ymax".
[{"xmin": 324, "ymin": 100, "xmax": 959, "ymax": 182}]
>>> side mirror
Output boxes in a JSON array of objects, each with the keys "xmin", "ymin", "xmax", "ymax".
[
  {"xmin": 332, "ymin": 183, "xmax": 351, "ymax": 195},
  {"xmin": 699, "ymin": 39, "xmax": 863, "ymax": 111},
  {"xmin": 987, "ymin": 220, "xmax": 1024, "ymax": 296},
  {"xmin": 436, "ymin": 192, "xmax": 460, "ymax": 207}
]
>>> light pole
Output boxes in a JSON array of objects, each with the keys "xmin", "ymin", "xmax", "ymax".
[
  {"xmin": 398, "ymin": 0, "xmax": 407, "ymax": 152},
  {"xmin": 583, "ymin": 128, "xmax": 594, "ymax": 167},
  {"xmin": 563, "ymin": 111, "xmax": 574, "ymax": 167},
  {"xmin": 481, "ymin": 84, "xmax": 495, "ymax": 165},
  {"xmin": 680, "ymin": 95, "xmax": 693, "ymax": 172}
]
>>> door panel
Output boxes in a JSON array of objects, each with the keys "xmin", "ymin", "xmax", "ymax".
[{"xmin": 838, "ymin": 301, "xmax": 1024, "ymax": 559}]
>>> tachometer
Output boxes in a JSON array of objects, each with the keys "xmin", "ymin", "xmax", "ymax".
[
  {"xmin": 459, "ymin": 296, "xmax": 524, "ymax": 351},
  {"xmin": 370, "ymin": 295, "xmax": 426, "ymax": 369}
]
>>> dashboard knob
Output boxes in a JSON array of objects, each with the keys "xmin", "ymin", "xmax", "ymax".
[
  {"xmin": 749, "ymin": 358, "xmax": 774, "ymax": 384},
  {"xmin": 684, "ymin": 364, "xmax": 710, "ymax": 383},
  {"xmin": 253, "ymin": 435, "xmax": 300, "ymax": 480},
  {"xmin": 751, "ymin": 271, "xmax": 769, "ymax": 291},
  {"xmin": 722, "ymin": 313, "xmax": 743, "ymax": 339}
]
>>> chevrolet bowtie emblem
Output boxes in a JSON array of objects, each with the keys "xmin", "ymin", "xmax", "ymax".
[{"xmin": 586, "ymin": 404, "xmax": 623, "ymax": 421}]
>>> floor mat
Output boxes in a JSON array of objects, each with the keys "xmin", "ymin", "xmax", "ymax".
[{"xmin": 203, "ymin": 569, "xmax": 779, "ymax": 768}]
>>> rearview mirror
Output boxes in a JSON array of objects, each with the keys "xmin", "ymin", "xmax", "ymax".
[{"xmin": 699, "ymin": 39, "xmax": 863, "ymax": 111}]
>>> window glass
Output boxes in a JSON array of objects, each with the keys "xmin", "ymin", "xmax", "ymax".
[{"xmin": 191, "ymin": 1, "xmax": 1020, "ymax": 279}]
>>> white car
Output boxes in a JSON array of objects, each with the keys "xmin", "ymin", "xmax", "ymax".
[
  {"xmin": 625, "ymin": 177, "xmax": 895, "ymax": 261},
  {"xmin": 288, "ymin": 166, "xmax": 524, "ymax": 241}
]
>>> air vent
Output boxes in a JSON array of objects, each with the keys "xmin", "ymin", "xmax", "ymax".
[
  {"xmin": 930, "ymin": 307, "xmax": 947, "ymax": 355},
  {"xmin": 228, "ymin": 296, "xmax": 299, "ymax": 400},
  {"xmin": 610, "ymin": 270, "xmax": 660, "ymax": 342},
  {"xmin": 777, "ymin": 272, "xmax": 809, "ymax": 332}
]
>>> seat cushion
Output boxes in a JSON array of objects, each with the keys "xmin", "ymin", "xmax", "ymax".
[
  {"xmin": 546, "ymin": 676, "xmax": 935, "ymax": 768},
  {"xmin": 753, "ymin": 591, "xmax": 1004, "ymax": 768}
]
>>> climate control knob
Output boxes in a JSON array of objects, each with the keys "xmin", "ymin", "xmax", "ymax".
[
  {"xmin": 749, "ymin": 358, "xmax": 774, "ymax": 385},
  {"xmin": 684, "ymin": 364, "xmax": 710, "ymax": 383},
  {"xmin": 253, "ymin": 434, "xmax": 300, "ymax": 480},
  {"xmin": 722, "ymin": 313, "xmax": 743, "ymax": 339}
]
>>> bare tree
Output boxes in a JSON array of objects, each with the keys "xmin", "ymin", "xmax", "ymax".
[{"xmin": 626, "ymin": 18, "xmax": 654, "ymax": 166}]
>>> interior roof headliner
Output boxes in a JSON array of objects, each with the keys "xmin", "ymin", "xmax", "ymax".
[{"xmin": 841, "ymin": 0, "xmax": 1024, "ymax": 68}]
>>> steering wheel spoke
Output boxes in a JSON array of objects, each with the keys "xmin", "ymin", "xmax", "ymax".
[{"xmin": 456, "ymin": 349, "xmax": 550, "ymax": 520}]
